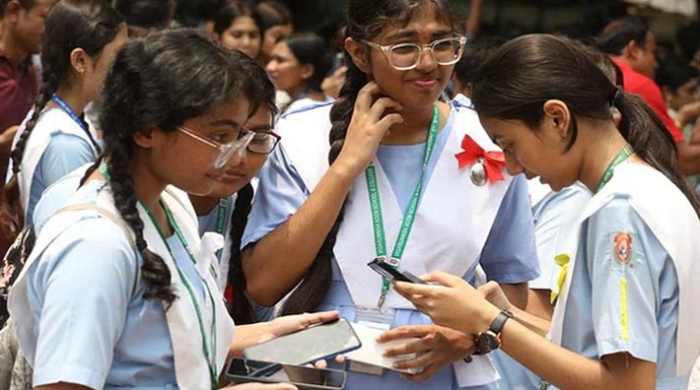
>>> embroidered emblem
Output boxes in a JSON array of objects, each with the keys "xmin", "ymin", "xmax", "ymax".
[{"xmin": 614, "ymin": 233, "xmax": 633, "ymax": 265}]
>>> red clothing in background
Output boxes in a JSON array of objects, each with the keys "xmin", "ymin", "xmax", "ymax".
[{"xmin": 613, "ymin": 59, "xmax": 684, "ymax": 143}]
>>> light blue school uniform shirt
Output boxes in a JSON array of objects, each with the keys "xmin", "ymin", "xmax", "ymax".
[
  {"xmin": 16, "ymin": 180, "xmax": 208, "ymax": 389},
  {"xmin": 32, "ymin": 164, "xmax": 89, "ymax": 234},
  {"xmin": 11, "ymin": 108, "xmax": 99, "ymax": 226},
  {"xmin": 242, "ymin": 101, "xmax": 540, "ymax": 389},
  {"xmin": 552, "ymin": 196, "xmax": 684, "ymax": 390},
  {"xmin": 492, "ymin": 183, "xmax": 592, "ymax": 390}
]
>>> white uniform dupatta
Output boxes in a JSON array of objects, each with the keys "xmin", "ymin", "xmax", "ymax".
[
  {"xmin": 8, "ymin": 109, "xmax": 99, "ymax": 221},
  {"xmin": 333, "ymin": 107, "xmax": 513, "ymax": 387},
  {"xmin": 548, "ymin": 162, "xmax": 700, "ymax": 375},
  {"xmin": 9, "ymin": 185, "xmax": 234, "ymax": 389}
]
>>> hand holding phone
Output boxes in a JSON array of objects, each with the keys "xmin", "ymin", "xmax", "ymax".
[
  {"xmin": 243, "ymin": 318, "xmax": 361, "ymax": 365},
  {"xmin": 367, "ymin": 258, "xmax": 427, "ymax": 284}
]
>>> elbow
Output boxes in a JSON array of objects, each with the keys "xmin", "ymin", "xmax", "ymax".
[{"xmin": 241, "ymin": 248, "xmax": 284, "ymax": 307}]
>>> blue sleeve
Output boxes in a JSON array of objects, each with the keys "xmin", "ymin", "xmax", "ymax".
[
  {"xmin": 530, "ymin": 185, "xmax": 591, "ymax": 290},
  {"xmin": 29, "ymin": 217, "xmax": 136, "ymax": 389},
  {"xmin": 586, "ymin": 197, "xmax": 669, "ymax": 363},
  {"xmin": 479, "ymin": 175, "xmax": 540, "ymax": 284},
  {"xmin": 241, "ymin": 145, "xmax": 309, "ymax": 249},
  {"xmin": 28, "ymin": 134, "xmax": 94, "ymax": 224},
  {"xmin": 39, "ymin": 133, "xmax": 95, "ymax": 185}
]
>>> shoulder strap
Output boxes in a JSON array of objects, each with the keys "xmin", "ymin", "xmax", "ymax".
[{"xmin": 53, "ymin": 204, "xmax": 140, "ymax": 297}]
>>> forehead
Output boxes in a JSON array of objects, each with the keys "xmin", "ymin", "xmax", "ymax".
[
  {"xmin": 373, "ymin": 3, "xmax": 453, "ymax": 42},
  {"xmin": 230, "ymin": 16, "xmax": 258, "ymax": 30}
]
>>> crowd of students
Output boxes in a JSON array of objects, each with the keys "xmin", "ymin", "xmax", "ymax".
[{"xmin": 0, "ymin": 0, "xmax": 699, "ymax": 389}]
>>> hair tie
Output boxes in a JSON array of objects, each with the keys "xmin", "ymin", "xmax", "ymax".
[{"xmin": 611, "ymin": 86, "xmax": 624, "ymax": 106}]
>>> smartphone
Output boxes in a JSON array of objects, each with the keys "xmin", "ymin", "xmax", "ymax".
[
  {"xmin": 243, "ymin": 318, "xmax": 362, "ymax": 365},
  {"xmin": 367, "ymin": 258, "xmax": 427, "ymax": 284},
  {"xmin": 226, "ymin": 358, "xmax": 346, "ymax": 390}
]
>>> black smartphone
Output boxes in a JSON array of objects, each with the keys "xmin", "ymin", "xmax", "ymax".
[
  {"xmin": 243, "ymin": 317, "xmax": 361, "ymax": 365},
  {"xmin": 226, "ymin": 358, "xmax": 346, "ymax": 390},
  {"xmin": 367, "ymin": 258, "xmax": 427, "ymax": 284}
]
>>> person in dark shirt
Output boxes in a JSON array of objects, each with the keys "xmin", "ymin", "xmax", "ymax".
[{"xmin": 0, "ymin": 0, "xmax": 55, "ymax": 255}]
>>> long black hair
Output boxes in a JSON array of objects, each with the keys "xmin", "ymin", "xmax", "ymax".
[
  {"xmin": 471, "ymin": 34, "xmax": 700, "ymax": 220},
  {"xmin": 280, "ymin": 0, "xmax": 458, "ymax": 315},
  {"xmin": 0, "ymin": 0, "xmax": 123, "ymax": 239},
  {"xmin": 83, "ymin": 29, "xmax": 263, "ymax": 304},
  {"xmin": 226, "ymin": 58, "xmax": 278, "ymax": 325},
  {"xmin": 284, "ymin": 33, "xmax": 334, "ymax": 93}
]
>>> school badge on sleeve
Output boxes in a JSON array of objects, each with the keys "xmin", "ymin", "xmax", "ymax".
[{"xmin": 613, "ymin": 233, "xmax": 633, "ymax": 266}]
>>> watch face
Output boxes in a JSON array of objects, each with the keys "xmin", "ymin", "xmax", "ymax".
[{"xmin": 476, "ymin": 331, "xmax": 501, "ymax": 354}]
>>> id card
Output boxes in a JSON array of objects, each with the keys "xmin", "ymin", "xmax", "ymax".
[{"xmin": 348, "ymin": 307, "xmax": 396, "ymax": 376}]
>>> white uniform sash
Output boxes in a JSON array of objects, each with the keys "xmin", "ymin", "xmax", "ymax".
[
  {"xmin": 276, "ymin": 103, "xmax": 332, "ymax": 192},
  {"xmin": 333, "ymin": 107, "xmax": 511, "ymax": 387},
  {"xmin": 9, "ymin": 185, "xmax": 234, "ymax": 389},
  {"xmin": 8, "ymin": 109, "xmax": 99, "ymax": 221},
  {"xmin": 548, "ymin": 162, "xmax": 700, "ymax": 375},
  {"xmin": 334, "ymin": 106, "xmax": 511, "ymax": 308}
]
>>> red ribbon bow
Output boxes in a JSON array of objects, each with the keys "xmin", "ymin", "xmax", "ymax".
[{"xmin": 455, "ymin": 135, "xmax": 506, "ymax": 183}]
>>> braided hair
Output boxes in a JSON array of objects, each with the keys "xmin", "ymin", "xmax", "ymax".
[
  {"xmin": 0, "ymin": 0, "xmax": 123, "ymax": 239},
  {"xmin": 280, "ymin": 0, "xmax": 457, "ymax": 315},
  {"xmin": 95, "ymin": 29, "xmax": 258, "ymax": 304},
  {"xmin": 225, "ymin": 55, "xmax": 277, "ymax": 324}
]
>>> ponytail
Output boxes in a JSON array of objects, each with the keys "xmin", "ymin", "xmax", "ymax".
[{"xmin": 613, "ymin": 90, "xmax": 700, "ymax": 219}]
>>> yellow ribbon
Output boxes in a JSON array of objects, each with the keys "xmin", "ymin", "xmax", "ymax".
[{"xmin": 550, "ymin": 254, "xmax": 570, "ymax": 305}]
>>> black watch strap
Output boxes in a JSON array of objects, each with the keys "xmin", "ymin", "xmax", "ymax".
[{"xmin": 489, "ymin": 310, "xmax": 513, "ymax": 334}]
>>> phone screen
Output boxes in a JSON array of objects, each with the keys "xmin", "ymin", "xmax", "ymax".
[
  {"xmin": 227, "ymin": 358, "xmax": 346, "ymax": 389},
  {"xmin": 243, "ymin": 318, "xmax": 361, "ymax": 365}
]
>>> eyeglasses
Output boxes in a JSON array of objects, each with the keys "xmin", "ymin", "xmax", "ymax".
[
  {"xmin": 362, "ymin": 36, "xmax": 467, "ymax": 71},
  {"xmin": 178, "ymin": 126, "xmax": 282, "ymax": 168}
]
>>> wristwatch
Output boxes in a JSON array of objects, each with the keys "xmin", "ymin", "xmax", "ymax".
[{"xmin": 472, "ymin": 310, "xmax": 513, "ymax": 355}]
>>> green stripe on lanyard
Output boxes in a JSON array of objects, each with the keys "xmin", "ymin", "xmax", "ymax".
[
  {"xmin": 595, "ymin": 144, "xmax": 633, "ymax": 193},
  {"xmin": 214, "ymin": 198, "xmax": 229, "ymax": 261},
  {"xmin": 142, "ymin": 202, "xmax": 220, "ymax": 389},
  {"xmin": 365, "ymin": 105, "xmax": 440, "ymax": 308},
  {"xmin": 101, "ymin": 162, "xmax": 219, "ymax": 387}
]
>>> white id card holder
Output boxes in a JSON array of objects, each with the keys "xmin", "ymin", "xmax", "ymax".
[{"xmin": 348, "ymin": 307, "xmax": 396, "ymax": 376}]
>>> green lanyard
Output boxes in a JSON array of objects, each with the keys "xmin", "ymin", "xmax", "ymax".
[
  {"xmin": 595, "ymin": 144, "xmax": 633, "ymax": 193},
  {"xmin": 366, "ymin": 105, "xmax": 440, "ymax": 308},
  {"xmin": 214, "ymin": 198, "xmax": 230, "ymax": 261},
  {"xmin": 100, "ymin": 163, "xmax": 220, "ymax": 388}
]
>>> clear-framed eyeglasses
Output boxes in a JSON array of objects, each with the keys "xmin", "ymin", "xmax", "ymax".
[
  {"xmin": 362, "ymin": 36, "xmax": 467, "ymax": 71},
  {"xmin": 177, "ymin": 126, "xmax": 281, "ymax": 169}
]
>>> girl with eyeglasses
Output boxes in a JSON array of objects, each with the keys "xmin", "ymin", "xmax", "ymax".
[
  {"xmin": 8, "ymin": 29, "xmax": 337, "ymax": 390},
  {"xmin": 188, "ymin": 97, "xmax": 282, "ymax": 325},
  {"xmin": 240, "ymin": 1, "xmax": 540, "ymax": 389},
  {"xmin": 393, "ymin": 34, "xmax": 700, "ymax": 390}
]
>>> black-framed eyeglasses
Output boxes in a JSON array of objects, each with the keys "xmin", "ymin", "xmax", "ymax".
[
  {"xmin": 362, "ymin": 36, "xmax": 467, "ymax": 71},
  {"xmin": 244, "ymin": 128, "xmax": 281, "ymax": 155}
]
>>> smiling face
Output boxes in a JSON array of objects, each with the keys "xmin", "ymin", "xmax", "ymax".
[
  {"xmin": 479, "ymin": 102, "xmax": 582, "ymax": 191},
  {"xmin": 346, "ymin": 3, "xmax": 455, "ymax": 112}
]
